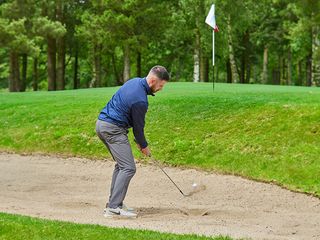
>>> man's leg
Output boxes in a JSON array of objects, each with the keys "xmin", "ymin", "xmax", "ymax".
[
  {"xmin": 96, "ymin": 120, "xmax": 120, "ymax": 207},
  {"xmin": 108, "ymin": 163, "xmax": 119, "ymax": 205},
  {"xmin": 96, "ymin": 120, "xmax": 136, "ymax": 209},
  {"xmin": 107, "ymin": 140, "xmax": 136, "ymax": 209}
]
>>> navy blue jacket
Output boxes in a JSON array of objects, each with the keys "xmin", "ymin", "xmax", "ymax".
[{"xmin": 98, "ymin": 77, "xmax": 154, "ymax": 148}]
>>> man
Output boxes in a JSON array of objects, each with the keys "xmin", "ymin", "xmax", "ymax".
[{"xmin": 96, "ymin": 65, "xmax": 169, "ymax": 218}]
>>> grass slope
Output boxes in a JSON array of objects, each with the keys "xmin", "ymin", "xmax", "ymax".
[
  {"xmin": 0, "ymin": 212, "xmax": 232, "ymax": 240},
  {"xmin": 0, "ymin": 83, "xmax": 319, "ymax": 196}
]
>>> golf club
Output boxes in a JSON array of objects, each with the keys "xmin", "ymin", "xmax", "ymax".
[{"xmin": 149, "ymin": 155, "xmax": 190, "ymax": 197}]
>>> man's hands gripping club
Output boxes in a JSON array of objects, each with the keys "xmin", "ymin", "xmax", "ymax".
[{"xmin": 135, "ymin": 139, "xmax": 151, "ymax": 157}]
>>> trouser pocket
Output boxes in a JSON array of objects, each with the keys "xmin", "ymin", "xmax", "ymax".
[{"xmin": 96, "ymin": 120, "xmax": 128, "ymax": 144}]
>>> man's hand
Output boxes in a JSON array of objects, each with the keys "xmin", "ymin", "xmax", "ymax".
[
  {"xmin": 141, "ymin": 146, "xmax": 151, "ymax": 157},
  {"xmin": 134, "ymin": 139, "xmax": 151, "ymax": 156},
  {"xmin": 135, "ymin": 142, "xmax": 142, "ymax": 150}
]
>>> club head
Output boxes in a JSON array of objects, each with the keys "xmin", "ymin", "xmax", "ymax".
[{"xmin": 180, "ymin": 190, "xmax": 191, "ymax": 197}]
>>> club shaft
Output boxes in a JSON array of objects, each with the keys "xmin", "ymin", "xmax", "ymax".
[{"xmin": 151, "ymin": 157, "xmax": 186, "ymax": 196}]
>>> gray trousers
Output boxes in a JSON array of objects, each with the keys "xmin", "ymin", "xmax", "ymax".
[{"xmin": 96, "ymin": 119, "xmax": 136, "ymax": 209}]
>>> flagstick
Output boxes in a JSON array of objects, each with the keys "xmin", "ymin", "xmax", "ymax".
[
  {"xmin": 212, "ymin": 30, "xmax": 215, "ymax": 66},
  {"xmin": 212, "ymin": 30, "xmax": 215, "ymax": 91},
  {"xmin": 205, "ymin": 3, "xmax": 216, "ymax": 92}
]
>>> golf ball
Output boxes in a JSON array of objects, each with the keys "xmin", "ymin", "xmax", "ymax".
[{"xmin": 192, "ymin": 183, "xmax": 197, "ymax": 188}]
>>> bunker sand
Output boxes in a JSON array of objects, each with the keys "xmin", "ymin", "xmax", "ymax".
[{"xmin": 0, "ymin": 153, "xmax": 320, "ymax": 240}]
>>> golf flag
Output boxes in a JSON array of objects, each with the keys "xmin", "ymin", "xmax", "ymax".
[
  {"xmin": 205, "ymin": 4, "xmax": 218, "ymax": 67},
  {"xmin": 205, "ymin": 4, "xmax": 219, "ymax": 32}
]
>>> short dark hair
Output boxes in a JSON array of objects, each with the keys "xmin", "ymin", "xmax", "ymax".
[{"xmin": 150, "ymin": 65, "xmax": 170, "ymax": 81}]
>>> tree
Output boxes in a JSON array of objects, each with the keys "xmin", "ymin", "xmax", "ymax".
[
  {"xmin": 33, "ymin": 0, "xmax": 66, "ymax": 91},
  {"xmin": 0, "ymin": 0, "xmax": 319, "ymax": 91},
  {"xmin": 218, "ymin": 0, "xmax": 255, "ymax": 83},
  {"xmin": 289, "ymin": 0, "xmax": 320, "ymax": 86},
  {"xmin": 77, "ymin": 2, "xmax": 107, "ymax": 87},
  {"xmin": 0, "ymin": 0, "xmax": 40, "ymax": 92}
]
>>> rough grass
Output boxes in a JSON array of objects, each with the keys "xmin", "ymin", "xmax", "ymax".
[
  {"xmin": 0, "ymin": 82, "xmax": 319, "ymax": 196},
  {"xmin": 0, "ymin": 212, "xmax": 232, "ymax": 240}
]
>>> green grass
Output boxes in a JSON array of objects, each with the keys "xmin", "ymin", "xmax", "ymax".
[
  {"xmin": 0, "ymin": 83, "xmax": 320, "ymax": 196},
  {"xmin": 0, "ymin": 212, "xmax": 232, "ymax": 240}
]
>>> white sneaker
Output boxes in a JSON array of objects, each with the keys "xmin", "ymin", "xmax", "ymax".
[
  {"xmin": 103, "ymin": 207, "xmax": 137, "ymax": 218},
  {"xmin": 121, "ymin": 204, "xmax": 135, "ymax": 212},
  {"xmin": 106, "ymin": 203, "xmax": 135, "ymax": 212}
]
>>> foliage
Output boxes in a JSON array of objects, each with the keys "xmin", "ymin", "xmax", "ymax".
[
  {"xmin": 33, "ymin": 16, "xmax": 66, "ymax": 39},
  {"xmin": 0, "ymin": 0, "xmax": 318, "ymax": 89},
  {"xmin": 0, "ymin": 17, "xmax": 39, "ymax": 56}
]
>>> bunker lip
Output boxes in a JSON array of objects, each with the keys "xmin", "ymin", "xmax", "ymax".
[{"xmin": 1, "ymin": 153, "xmax": 320, "ymax": 240}]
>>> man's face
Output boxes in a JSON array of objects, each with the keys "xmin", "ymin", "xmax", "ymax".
[{"xmin": 151, "ymin": 78, "xmax": 167, "ymax": 93}]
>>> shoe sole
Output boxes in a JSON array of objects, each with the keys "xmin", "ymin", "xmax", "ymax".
[{"xmin": 103, "ymin": 213, "xmax": 137, "ymax": 219}]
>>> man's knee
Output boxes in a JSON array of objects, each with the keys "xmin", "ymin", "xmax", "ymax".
[{"xmin": 124, "ymin": 166, "xmax": 136, "ymax": 176}]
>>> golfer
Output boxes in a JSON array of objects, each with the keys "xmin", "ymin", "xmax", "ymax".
[{"xmin": 96, "ymin": 65, "xmax": 169, "ymax": 218}]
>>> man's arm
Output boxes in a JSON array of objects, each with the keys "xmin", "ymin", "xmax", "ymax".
[{"xmin": 131, "ymin": 102, "xmax": 148, "ymax": 150}]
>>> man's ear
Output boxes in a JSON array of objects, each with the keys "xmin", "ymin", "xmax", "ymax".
[{"xmin": 151, "ymin": 77, "xmax": 157, "ymax": 85}]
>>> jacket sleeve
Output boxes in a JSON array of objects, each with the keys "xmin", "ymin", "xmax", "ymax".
[{"xmin": 131, "ymin": 102, "xmax": 148, "ymax": 148}]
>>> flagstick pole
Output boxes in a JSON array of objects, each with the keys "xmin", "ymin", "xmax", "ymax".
[
  {"xmin": 212, "ymin": 29, "xmax": 215, "ymax": 91},
  {"xmin": 212, "ymin": 30, "xmax": 215, "ymax": 66}
]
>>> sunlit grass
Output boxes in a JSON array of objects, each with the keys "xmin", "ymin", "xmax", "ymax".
[
  {"xmin": 0, "ymin": 82, "xmax": 319, "ymax": 196},
  {"xmin": 0, "ymin": 212, "xmax": 232, "ymax": 240}
]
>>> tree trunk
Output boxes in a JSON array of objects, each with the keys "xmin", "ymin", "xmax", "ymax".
[
  {"xmin": 227, "ymin": 15, "xmax": 239, "ymax": 83},
  {"xmin": 297, "ymin": 60, "xmax": 302, "ymax": 86},
  {"xmin": 306, "ymin": 54, "xmax": 312, "ymax": 86},
  {"xmin": 262, "ymin": 47, "xmax": 268, "ymax": 84},
  {"xmin": 240, "ymin": 53, "xmax": 245, "ymax": 84},
  {"xmin": 277, "ymin": 56, "xmax": 281, "ymax": 85},
  {"xmin": 193, "ymin": 28, "xmax": 200, "ymax": 82},
  {"xmin": 287, "ymin": 49, "xmax": 292, "ymax": 85},
  {"xmin": 112, "ymin": 53, "xmax": 122, "ymax": 85},
  {"xmin": 243, "ymin": 30, "xmax": 250, "ymax": 84},
  {"xmin": 175, "ymin": 57, "xmax": 183, "ymax": 81},
  {"xmin": 272, "ymin": 56, "xmax": 281, "ymax": 85},
  {"xmin": 123, "ymin": 45, "xmax": 130, "ymax": 82},
  {"xmin": 56, "ymin": 1, "xmax": 65, "ymax": 90},
  {"xmin": 246, "ymin": 61, "xmax": 251, "ymax": 84},
  {"xmin": 47, "ymin": 36, "xmax": 56, "ymax": 91},
  {"xmin": 21, "ymin": 54, "xmax": 27, "ymax": 92},
  {"xmin": 215, "ymin": 64, "xmax": 219, "ymax": 83},
  {"xmin": 73, "ymin": 47, "xmax": 79, "ymax": 89},
  {"xmin": 312, "ymin": 26, "xmax": 320, "ymax": 86},
  {"xmin": 272, "ymin": 69, "xmax": 280, "ymax": 85},
  {"xmin": 313, "ymin": 62, "xmax": 320, "ymax": 87},
  {"xmin": 200, "ymin": 56, "xmax": 209, "ymax": 82},
  {"xmin": 9, "ymin": 51, "xmax": 20, "ymax": 92},
  {"xmin": 226, "ymin": 58, "xmax": 232, "ymax": 83},
  {"xmin": 240, "ymin": 31, "xmax": 249, "ymax": 84},
  {"xmin": 253, "ymin": 64, "xmax": 258, "ymax": 83},
  {"xmin": 91, "ymin": 65, "xmax": 96, "ymax": 88},
  {"xmin": 193, "ymin": 48, "xmax": 200, "ymax": 82},
  {"xmin": 33, "ymin": 58, "xmax": 38, "ymax": 91},
  {"xmin": 281, "ymin": 57, "xmax": 286, "ymax": 85},
  {"xmin": 56, "ymin": 36, "xmax": 66, "ymax": 90},
  {"xmin": 194, "ymin": 1, "xmax": 204, "ymax": 83},
  {"xmin": 137, "ymin": 51, "xmax": 142, "ymax": 77},
  {"xmin": 95, "ymin": 45, "xmax": 101, "ymax": 87},
  {"xmin": 200, "ymin": 56, "xmax": 205, "ymax": 82},
  {"xmin": 90, "ymin": 44, "xmax": 102, "ymax": 87},
  {"xmin": 204, "ymin": 57, "xmax": 209, "ymax": 82}
]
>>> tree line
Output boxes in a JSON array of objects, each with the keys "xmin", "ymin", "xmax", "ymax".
[{"xmin": 0, "ymin": 0, "xmax": 319, "ymax": 92}]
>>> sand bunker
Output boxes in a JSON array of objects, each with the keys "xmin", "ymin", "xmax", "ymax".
[{"xmin": 0, "ymin": 153, "xmax": 319, "ymax": 240}]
